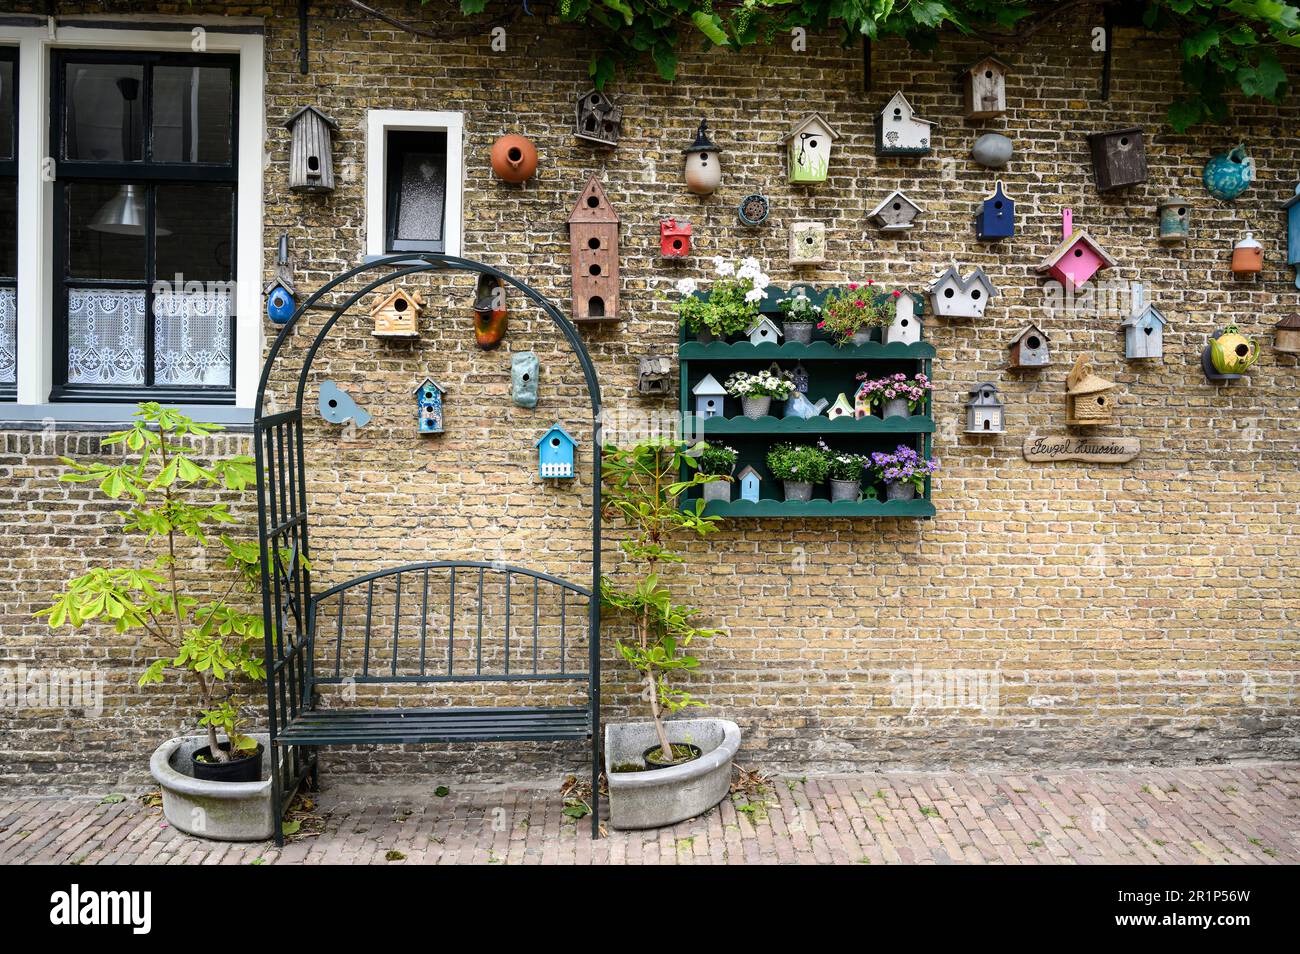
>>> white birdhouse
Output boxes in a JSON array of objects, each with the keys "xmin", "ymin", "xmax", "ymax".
[
  {"xmin": 783, "ymin": 113, "xmax": 838, "ymax": 184},
  {"xmin": 965, "ymin": 382, "xmax": 1005, "ymax": 434},
  {"xmin": 883, "ymin": 291, "xmax": 924, "ymax": 345},
  {"xmin": 745, "ymin": 316, "xmax": 783, "ymax": 346},
  {"xmin": 874, "ymin": 92, "xmax": 935, "ymax": 157},
  {"xmin": 869, "ymin": 190, "xmax": 925, "ymax": 231},
  {"xmin": 789, "ymin": 221, "xmax": 827, "ymax": 266},
  {"xmin": 827, "ymin": 393, "xmax": 855, "ymax": 420},
  {"xmin": 929, "ymin": 265, "xmax": 997, "ymax": 319},
  {"xmin": 962, "ymin": 56, "xmax": 1010, "ymax": 118},
  {"xmin": 1121, "ymin": 284, "xmax": 1168, "ymax": 360},
  {"xmin": 692, "ymin": 373, "xmax": 726, "ymax": 419}
]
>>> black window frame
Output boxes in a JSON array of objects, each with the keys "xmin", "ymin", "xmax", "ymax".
[
  {"xmin": 50, "ymin": 49, "xmax": 239, "ymax": 405},
  {"xmin": 384, "ymin": 129, "xmax": 448, "ymax": 254},
  {"xmin": 0, "ymin": 46, "xmax": 18, "ymax": 402}
]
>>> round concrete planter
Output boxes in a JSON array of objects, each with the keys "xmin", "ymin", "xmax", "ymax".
[
  {"xmin": 604, "ymin": 719, "xmax": 741, "ymax": 830},
  {"xmin": 150, "ymin": 734, "xmax": 275, "ymax": 842}
]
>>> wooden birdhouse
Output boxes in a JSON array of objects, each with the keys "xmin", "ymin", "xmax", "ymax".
[
  {"xmin": 1274, "ymin": 314, "xmax": 1300, "ymax": 354},
  {"xmin": 1231, "ymin": 232, "xmax": 1263, "ymax": 275},
  {"xmin": 415, "ymin": 378, "xmax": 446, "ymax": 435},
  {"xmin": 511, "ymin": 351, "xmax": 539, "ymax": 408},
  {"xmin": 574, "ymin": 89, "xmax": 622, "ymax": 147},
  {"xmin": 965, "ymin": 382, "xmax": 1005, "ymax": 434},
  {"xmin": 692, "ymin": 373, "xmax": 725, "ymax": 419},
  {"xmin": 789, "ymin": 221, "xmax": 827, "ymax": 266},
  {"xmin": 1158, "ymin": 198, "xmax": 1191, "ymax": 244},
  {"xmin": 1086, "ymin": 127, "xmax": 1147, "ymax": 191},
  {"xmin": 1121, "ymin": 285, "xmax": 1167, "ymax": 360},
  {"xmin": 536, "ymin": 424, "xmax": 577, "ymax": 479},
  {"xmin": 1283, "ymin": 183, "xmax": 1300, "ymax": 288},
  {"xmin": 783, "ymin": 113, "xmax": 838, "ymax": 184},
  {"xmin": 884, "ymin": 291, "xmax": 924, "ymax": 345},
  {"xmin": 962, "ymin": 56, "xmax": 1010, "ymax": 118},
  {"xmin": 1065, "ymin": 355, "xmax": 1116, "ymax": 426},
  {"xmin": 737, "ymin": 465, "xmax": 762, "ymax": 503},
  {"xmin": 370, "ymin": 287, "xmax": 423, "ymax": 338},
  {"xmin": 1007, "ymin": 324, "xmax": 1051, "ymax": 369},
  {"xmin": 869, "ymin": 190, "xmax": 925, "ymax": 231},
  {"xmin": 975, "ymin": 180, "xmax": 1015, "ymax": 240},
  {"xmin": 874, "ymin": 92, "xmax": 935, "ymax": 157},
  {"xmin": 929, "ymin": 265, "xmax": 997, "ymax": 319},
  {"xmin": 827, "ymin": 393, "xmax": 854, "ymax": 420},
  {"xmin": 1036, "ymin": 209, "xmax": 1116, "ymax": 290},
  {"xmin": 660, "ymin": 218, "xmax": 691, "ymax": 259},
  {"xmin": 789, "ymin": 362, "xmax": 809, "ymax": 394},
  {"xmin": 568, "ymin": 175, "xmax": 619, "ymax": 322},
  {"xmin": 746, "ymin": 316, "xmax": 782, "ymax": 346},
  {"xmin": 284, "ymin": 106, "xmax": 338, "ymax": 194},
  {"xmin": 637, "ymin": 355, "xmax": 672, "ymax": 396}
]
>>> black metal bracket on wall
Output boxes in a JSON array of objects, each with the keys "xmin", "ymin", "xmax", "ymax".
[
  {"xmin": 862, "ymin": 37, "xmax": 872, "ymax": 93},
  {"xmin": 299, "ymin": 0, "xmax": 309, "ymax": 75}
]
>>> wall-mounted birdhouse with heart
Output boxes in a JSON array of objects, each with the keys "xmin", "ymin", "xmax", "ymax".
[{"xmin": 1121, "ymin": 285, "xmax": 1167, "ymax": 360}]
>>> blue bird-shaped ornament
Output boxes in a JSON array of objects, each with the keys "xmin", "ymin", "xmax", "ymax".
[{"xmin": 318, "ymin": 380, "xmax": 371, "ymax": 428}]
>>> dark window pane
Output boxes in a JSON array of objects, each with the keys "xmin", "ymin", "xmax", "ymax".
[
  {"xmin": 67, "ymin": 181, "xmax": 146, "ymax": 280},
  {"xmin": 0, "ymin": 182, "xmax": 15, "ymax": 277},
  {"xmin": 0, "ymin": 60, "xmax": 14, "ymax": 159},
  {"xmin": 154, "ymin": 183, "xmax": 233, "ymax": 283},
  {"xmin": 64, "ymin": 62, "xmax": 144, "ymax": 162},
  {"xmin": 387, "ymin": 131, "xmax": 446, "ymax": 251},
  {"xmin": 152, "ymin": 66, "xmax": 232, "ymax": 164}
]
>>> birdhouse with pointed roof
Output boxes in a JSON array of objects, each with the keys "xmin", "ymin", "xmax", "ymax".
[
  {"xmin": 963, "ymin": 56, "xmax": 1010, "ymax": 118},
  {"xmin": 827, "ymin": 393, "xmax": 854, "ymax": 420},
  {"xmin": 737, "ymin": 465, "xmax": 762, "ymax": 503},
  {"xmin": 415, "ymin": 378, "xmax": 446, "ymax": 435},
  {"xmin": 370, "ymin": 287, "xmax": 423, "ymax": 338},
  {"xmin": 1007, "ymin": 324, "xmax": 1051, "ymax": 369},
  {"xmin": 883, "ymin": 291, "xmax": 924, "ymax": 345},
  {"xmin": 1086, "ymin": 127, "xmax": 1148, "ymax": 192},
  {"xmin": 574, "ymin": 89, "xmax": 622, "ymax": 147},
  {"xmin": 975, "ymin": 180, "xmax": 1015, "ymax": 240},
  {"xmin": 692, "ymin": 373, "xmax": 726, "ymax": 419},
  {"xmin": 285, "ymin": 105, "xmax": 339, "ymax": 193},
  {"xmin": 874, "ymin": 92, "xmax": 935, "ymax": 156},
  {"xmin": 1065, "ymin": 355, "xmax": 1116, "ymax": 426},
  {"xmin": 869, "ymin": 190, "xmax": 925, "ymax": 231},
  {"xmin": 536, "ymin": 424, "xmax": 578, "ymax": 479},
  {"xmin": 929, "ymin": 265, "xmax": 997, "ymax": 319},
  {"xmin": 1036, "ymin": 209, "xmax": 1116, "ymax": 290},
  {"xmin": 1121, "ymin": 284, "xmax": 1168, "ymax": 360},
  {"xmin": 1275, "ymin": 313, "xmax": 1300, "ymax": 354},
  {"xmin": 745, "ymin": 316, "xmax": 782, "ymax": 346},
  {"xmin": 965, "ymin": 382, "xmax": 1005, "ymax": 434},
  {"xmin": 783, "ymin": 113, "xmax": 838, "ymax": 184},
  {"xmin": 568, "ymin": 175, "xmax": 619, "ymax": 322}
]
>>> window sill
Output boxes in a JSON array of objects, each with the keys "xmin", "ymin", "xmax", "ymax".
[{"xmin": 0, "ymin": 402, "xmax": 254, "ymax": 428}]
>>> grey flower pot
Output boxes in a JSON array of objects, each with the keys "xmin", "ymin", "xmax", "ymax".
[
  {"xmin": 830, "ymin": 478, "xmax": 861, "ymax": 501},
  {"xmin": 849, "ymin": 328, "xmax": 875, "ymax": 346},
  {"xmin": 702, "ymin": 479, "xmax": 731, "ymax": 503},
  {"xmin": 783, "ymin": 321, "xmax": 814, "ymax": 344},
  {"xmin": 881, "ymin": 398, "xmax": 911, "ymax": 419},
  {"xmin": 741, "ymin": 396, "xmax": 772, "ymax": 419},
  {"xmin": 696, "ymin": 327, "xmax": 717, "ymax": 344},
  {"xmin": 783, "ymin": 480, "xmax": 814, "ymax": 501},
  {"xmin": 604, "ymin": 719, "xmax": 741, "ymax": 830},
  {"xmin": 885, "ymin": 481, "xmax": 917, "ymax": 501},
  {"xmin": 150, "ymin": 734, "xmax": 274, "ymax": 841}
]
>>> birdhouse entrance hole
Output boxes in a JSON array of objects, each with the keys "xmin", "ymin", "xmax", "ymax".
[
  {"xmin": 307, "ymin": 156, "xmax": 320, "ymax": 172},
  {"xmin": 983, "ymin": 419, "xmax": 991, "ymax": 430},
  {"xmin": 586, "ymin": 195, "xmax": 600, "ymax": 208},
  {"xmin": 671, "ymin": 238, "xmax": 684, "ymax": 252},
  {"xmin": 587, "ymin": 237, "xmax": 600, "ymax": 250},
  {"xmin": 589, "ymin": 264, "xmax": 601, "ymax": 275},
  {"xmin": 1026, "ymin": 335, "xmax": 1041, "ymax": 349},
  {"xmin": 508, "ymin": 146, "xmax": 522, "ymax": 162},
  {"xmin": 588, "ymin": 296, "xmax": 605, "ymax": 317}
]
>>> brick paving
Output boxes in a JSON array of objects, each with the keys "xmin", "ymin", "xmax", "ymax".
[{"xmin": 0, "ymin": 762, "xmax": 1296, "ymax": 865}]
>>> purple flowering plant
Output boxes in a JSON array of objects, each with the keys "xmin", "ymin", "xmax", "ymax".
[
  {"xmin": 854, "ymin": 372, "xmax": 933, "ymax": 412},
  {"xmin": 868, "ymin": 444, "xmax": 939, "ymax": 491}
]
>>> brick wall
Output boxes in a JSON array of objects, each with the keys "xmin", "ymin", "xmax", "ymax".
[{"xmin": 1, "ymin": 2, "xmax": 1297, "ymax": 792}]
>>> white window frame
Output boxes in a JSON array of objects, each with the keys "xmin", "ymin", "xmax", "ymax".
[
  {"xmin": 365, "ymin": 109, "xmax": 463, "ymax": 260},
  {"xmin": 0, "ymin": 15, "xmax": 264, "ymax": 424}
]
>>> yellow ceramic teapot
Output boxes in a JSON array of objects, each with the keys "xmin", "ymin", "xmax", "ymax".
[{"xmin": 1210, "ymin": 325, "xmax": 1260, "ymax": 375}]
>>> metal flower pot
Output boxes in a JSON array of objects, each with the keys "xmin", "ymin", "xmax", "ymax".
[
  {"xmin": 702, "ymin": 479, "xmax": 731, "ymax": 503},
  {"xmin": 830, "ymin": 478, "xmax": 861, "ymax": 502},
  {"xmin": 881, "ymin": 398, "xmax": 911, "ymax": 419},
  {"xmin": 696, "ymin": 327, "xmax": 717, "ymax": 344},
  {"xmin": 741, "ymin": 396, "xmax": 772, "ymax": 419},
  {"xmin": 783, "ymin": 321, "xmax": 814, "ymax": 344},
  {"xmin": 885, "ymin": 481, "xmax": 917, "ymax": 501},
  {"xmin": 783, "ymin": 480, "xmax": 814, "ymax": 502}
]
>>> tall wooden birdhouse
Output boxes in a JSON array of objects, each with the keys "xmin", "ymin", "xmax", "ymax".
[
  {"xmin": 692, "ymin": 373, "xmax": 725, "ymax": 419},
  {"xmin": 965, "ymin": 382, "xmax": 1005, "ymax": 434},
  {"xmin": 962, "ymin": 56, "xmax": 1010, "ymax": 118},
  {"xmin": 929, "ymin": 265, "xmax": 997, "ymax": 319},
  {"xmin": 783, "ymin": 113, "xmax": 838, "ymax": 184},
  {"xmin": 874, "ymin": 92, "xmax": 935, "ymax": 157},
  {"xmin": 1086, "ymin": 127, "xmax": 1147, "ymax": 191},
  {"xmin": 370, "ymin": 287, "xmax": 423, "ymax": 338},
  {"xmin": 536, "ymin": 424, "xmax": 577, "ymax": 479},
  {"xmin": 574, "ymin": 89, "xmax": 622, "ymax": 147},
  {"xmin": 737, "ymin": 465, "xmax": 762, "ymax": 503},
  {"xmin": 1158, "ymin": 198, "xmax": 1191, "ymax": 244},
  {"xmin": 1065, "ymin": 355, "xmax": 1116, "ymax": 426},
  {"xmin": 884, "ymin": 291, "xmax": 924, "ymax": 345},
  {"xmin": 789, "ymin": 221, "xmax": 827, "ymax": 266},
  {"xmin": 1274, "ymin": 313, "xmax": 1300, "ymax": 354},
  {"xmin": 869, "ymin": 190, "xmax": 925, "ymax": 231},
  {"xmin": 1121, "ymin": 285, "xmax": 1167, "ymax": 360},
  {"xmin": 568, "ymin": 175, "xmax": 619, "ymax": 322},
  {"xmin": 637, "ymin": 355, "xmax": 672, "ymax": 396},
  {"xmin": 660, "ymin": 218, "xmax": 691, "ymax": 259},
  {"xmin": 975, "ymin": 180, "xmax": 1015, "ymax": 240},
  {"xmin": 1283, "ymin": 183, "xmax": 1300, "ymax": 288},
  {"xmin": 1036, "ymin": 209, "xmax": 1116, "ymax": 290},
  {"xmin": 1007, "ymin": 324, "xmax": 1050, "ymax": 369},
  {"xmin": 284, "ymin": 106, "xmax": 338, "ymax": 194},
  {"xmin": 415, "ymin": 378, "xmax": 446, "ymax": 434}
]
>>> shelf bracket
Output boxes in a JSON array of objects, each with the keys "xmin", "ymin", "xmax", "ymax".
[{"xmin": 299, "ymin": 0, "xmax": 309, "ymax": 76}]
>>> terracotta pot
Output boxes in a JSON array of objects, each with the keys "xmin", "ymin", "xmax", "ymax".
[
  {"xmin": 1231, "ymin": 233, "xmax": 1262, "ymax": 274},
  {"xmin": 490, "ymin": 134, "xmax": 538, "ymax": 184}
]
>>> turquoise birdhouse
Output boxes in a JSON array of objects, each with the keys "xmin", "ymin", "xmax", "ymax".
[
  {"xmin": 415, "ymin": 378, "xmax": 445, "ymax": 435},
  {"xmin": 1283, "ymin": 182, "xmax": 1300, "ymax": 289},
  {"xmin": 536, "ymin": 424, "xmax": 577, "ymax": 479}
]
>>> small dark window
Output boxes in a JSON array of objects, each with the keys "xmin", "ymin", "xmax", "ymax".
[
  {"xmin": 385, "ymin": 130, "xmax": 447, "ymax": 253},
  {"xmin": 0, "ymin": 48, "xmax": 15, "ymax": 400}
]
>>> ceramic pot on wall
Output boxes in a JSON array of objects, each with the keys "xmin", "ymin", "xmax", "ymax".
[
  {"xmin": 683, "ymin": 120, "xmax": 722, "ymax": 195},
  {"xmin": 490, "ymin": 134, "xmax": 538, "ymax": 183},
  {"xmin": 1203, "ymin": 144, "xmax": 1254, "ymax": 201}
]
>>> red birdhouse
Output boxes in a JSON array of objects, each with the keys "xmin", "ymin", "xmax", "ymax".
[{"xmin": 660, "ymin": 218, "xmax": 691, "ymax": 259}]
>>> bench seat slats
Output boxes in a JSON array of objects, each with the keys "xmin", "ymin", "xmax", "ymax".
[{"xmin": 278, "ymin": 706, "xmax": 591, "ymax": 745}]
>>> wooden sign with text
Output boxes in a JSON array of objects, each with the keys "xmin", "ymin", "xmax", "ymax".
[{"xmin": 1023, "ymin": 434, "xmax": 1140, "ymax": 464}]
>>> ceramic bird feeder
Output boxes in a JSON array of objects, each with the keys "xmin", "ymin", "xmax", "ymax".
[
  {"xmin": 637, "ymin": 355, "xmax": 672, "ymax": 396},
  {"xmin": 536, "ymin": 424, "xmax": 578, "ymax": 478},
  {"xmin": 574, "ymin": 89, "xmax": 622, "ymax": 147},
  {"xmin": 975, "ymin": 180, "xmax": 1015, "ymax": 240},
  {"xmin": 660, "ymin": 218, "xmax": 691, "ymax": 259},
  {"xmin": 789, "ymin": 221, "xmax": 827, "ymax": 266},
  {"xmin": 1065, "ymin": 356, "xmax": 1116, "ymax": 426},
  {"xmin": 1121, "ymin": 284, "xmax": 1167, "ymax": 361},
  {"xmin": 511, "ymin": 352, "xmax": 539, "ymax": 408},
  {"xmin": 1036, "ymin": 209, "xmax": 1116, "ymax": 290},
  {"xmin": 1158, "ymin": 198, "xmax": 1191, "ymax": 244},
  {"xmin": 683, "ymin": 120, "xmax": 721, "ymax": 195},
  {"xmin": 965, "ymin": 382, "xmax": 1005, "ymax": 434},
  {"xmin": 929, "ymin": 264, "xmax": 997, "ymax": 319},
  {"xmin": 963, "ymin": 56, "xmax": 1010, "ymax": 118},
  {"xmin": 370, "ymin": 287, "xmax": 423, "ymax": 338},
  {"xmin": 1203, "ymin": 144, "xmax": 1254, "ymax": 201},
  {"xmin": 1231, "ymin": 232, "xmax": 1263, "ymax": 275},
  {"xmin": 874, "ymin": 92, "xmax": 935, "ymax": 157},
  {"xmin": 1007, "ymin": 324, "xmax": 1050, "ymax": 369},
  {"xmin": 568, "ymin": 175, "xmax": 619, "ymax": 321},
  {"xmin": 284, "ymin": 106, "xmax": 338, "ymax": 194},
  {"xmin": 1274, "ymin": 314, "xmax": 1300, "ymax": 354},
  {"xmin": 415, "ymin": 378, "xmax": 447, "ymax": 435},
  {"xmin": 490, "ymin": 134, "xmax": 538, "ymax": 184},
  {"xmin": 1283, "ymin": 183, "xmax": 1300, "ymax": 288},
  {"xmin": 783, "ymin": 113, "xmax": 838, "ymax": 184},
  {"xmin": 869, "ymin": 190, "xmax": 925, "ymax": 231},
  {"xmin": 1086, "ymin": 127, "xmax": 1147, "ymax": 191}
]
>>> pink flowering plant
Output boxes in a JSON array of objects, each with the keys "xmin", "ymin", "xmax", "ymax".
[
  {"xmin": 674, "ymin": 257, "xmax": 772, "ymax": 338},
  {"xmin": 818, "ymin": 282, "xmax": 896, "ymax": 346},
  {"xmin": 854, "ymin": 372, "xmax": 933, "ymax": 412},
  {"xmin": 868, "ymin": 445, "xmax": 940, "ymax": 491}
]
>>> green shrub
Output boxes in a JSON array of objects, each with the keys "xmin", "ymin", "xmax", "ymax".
[{"xmin": 765, "ymin": 443, "xmax": 830, "ymax": 483}]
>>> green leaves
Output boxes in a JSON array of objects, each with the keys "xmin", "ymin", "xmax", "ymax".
[
  {"xmin": 691, "ymin": 10, "xmax": 729, "ymax": 44},
  {"xmin": 1237, "ymin": 49, "xmax": 1287, "ymax": 96}
]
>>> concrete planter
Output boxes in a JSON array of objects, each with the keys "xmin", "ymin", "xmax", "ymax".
[
  {"xmin": 150, "ymin": 734, "xmax": 275, "ymax": 842},
  {"xmin": 604, "ymin": 719, "xmax": 741, "ymax": 829}
]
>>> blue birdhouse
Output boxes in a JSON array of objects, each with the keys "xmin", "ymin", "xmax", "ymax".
[
  {"xmin": 1283, "ymin": 182, "xmax": 1300, "ymax": 289},
  {"xmin": 264, "ymin": 279, "xmax": 296, "ymax": 325},
  {"xmin": 415, "ymin": 378, "xmax": 446, "ymax": 435},
  {"xmin": 737, "ymin": 465, "xmax": 761, "ymax": 503},
  {"xmin": 975, "ymin": 180, "xmax": 1015, "ymax": 240},
  {"xmin": 536, "ymin": 424, "xmax": 577, "ymax": 479}
]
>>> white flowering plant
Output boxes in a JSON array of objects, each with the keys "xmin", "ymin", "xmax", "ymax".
[
  {"xmin": 724, "ymin": 369, "xmax": 795, "ymax": 400},
  {"xmin": 675, "ymin": 257, "xmax": 772, "ymax": 338},
  {"xmin": 778, "ymin": 290, "xmax": 821, "ymax": 323}
]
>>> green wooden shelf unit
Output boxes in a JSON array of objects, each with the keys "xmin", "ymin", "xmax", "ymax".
[{"xmin": 679, "ymin": 285, "xmax": 935, "ymax": 519}]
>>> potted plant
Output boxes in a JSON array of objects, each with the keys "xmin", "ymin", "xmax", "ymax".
[
  {"xmin": 868, "ymin": 444, "xmax": 940, "ymax": 501},
  {"xmin": 778, "ymin": 288, "xmax": 821, "ymax": 344},
  {"xmin": 38, "ymin": 403, "xmax": 280, "ymax": 841},
  {"xmin": 818, "ymin": 282, "xmax": 895, "ymax": 346},
  {"xmin": 697, "ymin": 443, "xmax": 737, "ymax": 503},
  {"xmin": 600, "ymin": 439, "xmax": 741, "ymax": 829},
  {"xmin": 674, "ymin": 257, "xmax": 771, "ymax": 342},
  {"xmin": 825, "ymin": 447, "xmax": 871, "ymax": 502},
  {"xmin": 766, "ymin": 442, "xmax": 830, "ymax": 501},
  {"xmin": 724, "ymin": 368, "xmax": 795, "ymax": 420},
  {"xmin": 855, "ymin": 371, "xmax": 933, "ymax": 419}
]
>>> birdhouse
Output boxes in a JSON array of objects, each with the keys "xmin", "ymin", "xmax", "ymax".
[
  {"xmin": 1282, "ymin": 183, "xmax": 1300, "ymax": 288},
  {"xmin": 929, "ymin": 265, "xmax": 997, "ymax": 319},
  {"xmin": 574, "ymin": 89, "xmax": 622, "ymax": 147},
  {"xmin": 962, "ymin": 56, "xmax": 1010, "ymax": 118},
  {"xmin": 536, "ymin": 424, "xmax": 577, "ymax": 479},
  {"xmin": 1203, "ymin": 144, "xmax": 1254, "ymax": 201},
  {"xmin": 660, "ymin": 218, "xmax": 691, "ymax": 259},
  {"xmin": 568, "ymin": 175, "xmax": 619, "ymax": 322},
  {"xmin": 370, "ymin": 287, "xmax": 423, "ymax": 338},
  {"xmin": 789, "ymin": 221, "xmax": 827, "ymax": 266},
  {"xmin": 264, "ymin": 279, "xmax": 296, "ymax": 325},
  {"xmin": 1274, "ymin": 314, "xmax": 1300, "ymax": 354},
  {"xmin": 965, "ymin": 382, "xmax": 1005, "ymax": 434},
  {"xmin": 511, "ymin": 351, "xmax": 539, "ymax": 408},
  {"xmin": 738, "ymin": 194, "xmax": 770, "ymax": 227},
  {"xmin": 869, "ymin": 190, "xmax": 925, "ymax": 231},
  {"xmin": 1231, "ymin": 232, "xmax": 1262, "ymax": 275},
  {"xmin": 783, "ymin": 113, "xmax": 838, "ymax": 184},
  {"xmin": 975, "ymin": 180, "xmax": 1015, "ymax": 240},
  {"xmin": 1086, "ymin": 127, "xmax": 1148, "ymax": 191},
  {"xmin": 789, "ymin": 362, "xmax": 810, "ymax": 394},
  {"xmin": 415, "ymin": 378, "xmax": 446, "ymax": 435},
  {"xmin": 1121, "ymin": 285, "xmax": 1167, "ymax": 360},
  {"xmin": 1065, "ymin": 356, "xmax": 1116, "ymax": 426},
  {"xmin": 884, "ymin": 291, "xmax": 924, "ymax": 345},
  {"xmin": 1158, "ymin": 198, "xmax": 1191, "ymax": 244},
  {"xmin": 1203, "ymin": 326, "xmax": 1260, "ymax": 381},
  {"xmin": 1036, "ymin": 209, "xmax": 1116, "ymax": 290},
  {"xmin": 1007, "ymin": 324, "xmax": 1051, "ymax": 369},
  {"xmin": 692, "ymin": 373, "xmax": 726, "ymax": 419},
  {"xmin": 827, "ymin": 393, "xmax": 854, "ymax": 420},
  {"xmin": 746, "ymin": 316, "xmax": 782, "ymax": 346},
  {"xmin": 284, "ymin": 106, "xmax": 338, "ymax": 194},
  {"xmin": 737, "ymin": 465, "xmax": 762, "ymax": 503},
  {"xmin": 318, "ymin": 380, "xmax": 371, "ymax": 428},
  {"xmin": 682, "ymin": 120, "xmax": 721, "ymax": 195},
  {"xmin": 637, "ymin": 355, "xmax": 672, "ymax": 396},
  {"xmin": 874, "ymin": 92, "xmax": 935, "ymax": 157}
]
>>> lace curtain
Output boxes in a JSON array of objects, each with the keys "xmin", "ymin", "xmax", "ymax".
[
  {"xmin": 0, "ymin": 288, "xmax": 15, "ymax": 385},
  {"xmin": 153, "ymin": 290, "xmax": 231, "ymax": 387},
  {"xmin": 67, "ymin": 289, "xmax": 147, "ymax": 385}
]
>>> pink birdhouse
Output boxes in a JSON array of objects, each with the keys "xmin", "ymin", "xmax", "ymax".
[{"xmin": 1035, "ymin": 209, "xmax": 1117, "ymax": 290}]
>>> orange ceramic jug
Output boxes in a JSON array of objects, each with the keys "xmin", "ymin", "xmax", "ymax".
[
  {"xmin": 490, "ymin": 134, "xmax": 538, "ymax": 184},
  {"xmin": 1231, "ymin": 232, "xmax": 1262, "ymax": 274}
]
